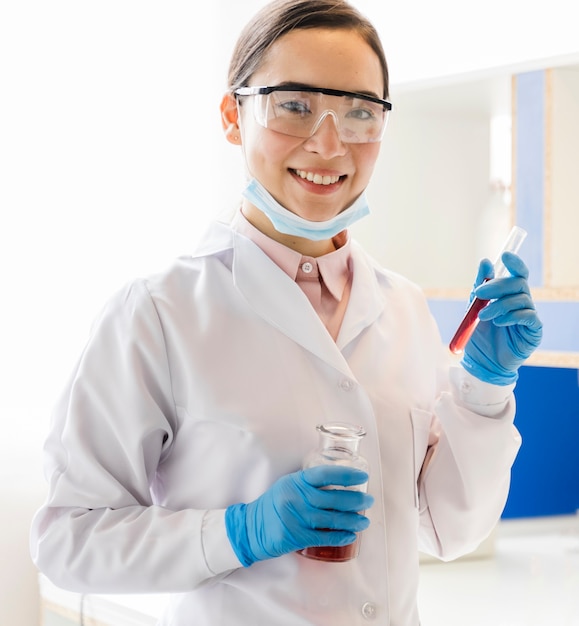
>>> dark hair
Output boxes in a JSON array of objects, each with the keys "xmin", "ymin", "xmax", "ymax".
[{"xmin": 227, "ymin": 0, "xmax": 389, "ymax": 98}]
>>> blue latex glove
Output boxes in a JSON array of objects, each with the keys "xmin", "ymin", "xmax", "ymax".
[
  {"xmin": 225, "ymin": 465, "xmax": 373, "ymax": 567},
  {"xmin": 462, "ymin": 251, "xmax": 543, "ymax": 385}
]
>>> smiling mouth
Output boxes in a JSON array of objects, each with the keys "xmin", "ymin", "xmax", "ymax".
[{"xmin": 292, "ymin": 169, "xmax": 344, "ymax": 186}]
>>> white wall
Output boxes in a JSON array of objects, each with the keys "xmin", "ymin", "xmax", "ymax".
[
  {"xmin": 2, "ymin": 1, "xmax": 579, "ymax": 624},
  {"xmin": 218, "ymin": 0, "xmax": 579, "ymax": 86},
  {"xmin": 353, "ymin": 93, "xmax": 492, "ymax": 289},
  {"xmin": 551, "ymin": 67, "xmax": 579, "ymax": 287}
]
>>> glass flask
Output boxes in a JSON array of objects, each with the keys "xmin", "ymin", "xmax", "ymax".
[{"xmin": 299, "ymin": 422, "xmax": 369, "ymax": 562}]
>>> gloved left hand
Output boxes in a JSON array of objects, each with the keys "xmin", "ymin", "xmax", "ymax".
[
  {"xmin": 225, "ymin": 466, "xmax": 373, "ymax": 567},
  {"xmin": 462, "ymin": 251, "xmax": 543, "ymax": 385}
]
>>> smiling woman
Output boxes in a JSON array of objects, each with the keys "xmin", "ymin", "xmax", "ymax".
[
  {"xmin": 29, "ymin": 2, "xmax": 542, "ymax": 626},
  {"xmin": 220, "ymin": 25, "xmax": 387, "ymax": 255}
]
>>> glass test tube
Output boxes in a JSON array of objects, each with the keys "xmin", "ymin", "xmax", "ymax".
[{"xmin": 448, "ymin": 226, "xmax": 527, "ymax": 355}]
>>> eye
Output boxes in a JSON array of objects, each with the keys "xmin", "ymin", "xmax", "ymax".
[
  {"xmin": 279, "ymin": 99, "xmax": 311, "ymax": 116},
  {"xmin": 273, "ymin": 92, "xmax": 313, "ymax": 116},
  {"xmin": 345, "ymin": 98, "xmax": 383, "ymax": 122},
  {"xmin": 346, "ymin": 107, "xmax": 375, "ymax": 121},
  {"xmin": 284, "ymin": 100, "xmax": 310, "ymax": 113}
]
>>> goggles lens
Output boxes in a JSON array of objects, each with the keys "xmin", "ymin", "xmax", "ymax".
[{"xmin": 235, "ymin": 86, "xmax": 391, "ymax": 144}]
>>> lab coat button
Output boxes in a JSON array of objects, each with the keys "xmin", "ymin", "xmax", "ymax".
[
  {"xmin": 460, "ymin": 379, "xmax": 472, "ymax": 394},
  {"xmin": 339, "ymin": 378, "xmax": 354, "ymax": 391},
  {"xmin": 361, "ymin": 602, "xmax": 377, "ymax": 620},
  {"xmin": 301, "ymin": 262, "xmax": 314, "ymax": 273}
]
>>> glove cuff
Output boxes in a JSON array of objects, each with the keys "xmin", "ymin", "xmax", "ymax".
[
  {"xmin": 225, "ymin": 504, "xmax": 255, "ymax": 568},
  {"xmin": 461, "ymin": 354, "xmax": 519, "ymax": 386}
]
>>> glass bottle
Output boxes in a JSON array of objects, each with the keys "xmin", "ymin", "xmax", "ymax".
[{"xmin": 299, "ymin": 422, "xmax": 369, "ymax": 563}]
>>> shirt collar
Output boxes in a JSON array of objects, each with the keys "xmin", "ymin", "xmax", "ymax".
[{"xmin": 231, "ymin": 209, "xmax": 352, "ymax": 302}]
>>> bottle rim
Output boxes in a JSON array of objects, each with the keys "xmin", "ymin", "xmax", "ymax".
[{"xmin": 316, "ymin": 422, "xmax": 366, "ymax": 440}]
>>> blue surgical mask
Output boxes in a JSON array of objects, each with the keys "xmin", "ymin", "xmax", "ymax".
[{"xmin": 241, "ymin": 178, "xmax": 370, "ymax": 241}]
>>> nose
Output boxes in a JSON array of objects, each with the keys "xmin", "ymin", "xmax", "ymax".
[{"xmin": 304, "ymin": 111, "xmax": 347, "ymax": 158}]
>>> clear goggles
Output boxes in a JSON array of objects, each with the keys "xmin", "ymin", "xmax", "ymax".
[{"xmin": 234, "ymin": 85, "xmax": 392, "ymax": 144}]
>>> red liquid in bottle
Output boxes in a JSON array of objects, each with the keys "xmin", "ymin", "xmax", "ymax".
[
  {"xmin": 299, "ymin": 535, "xmax": 360, "ymax": 562},
  {"xmin": 448, "ymin": 296, "xmax": 490, "ymax": 354}
]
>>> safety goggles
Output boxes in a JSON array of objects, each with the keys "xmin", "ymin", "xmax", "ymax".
[{"xmin": 234, "ymin": 85, "xmax": 392, "ymax": 144}]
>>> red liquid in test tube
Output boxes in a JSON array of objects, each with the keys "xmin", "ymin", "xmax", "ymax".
[
  {"xmin": 448, "ymin": 292, "xmax": 490, "ymax": 354},
  {"xmin": 448, "ymin": 226, "xmax": 527, "ymax": 355}
]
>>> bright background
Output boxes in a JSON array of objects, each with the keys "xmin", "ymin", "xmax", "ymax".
[{"xmin": 1, "ymin": 2, "xmax": 578, "ymax": 624}]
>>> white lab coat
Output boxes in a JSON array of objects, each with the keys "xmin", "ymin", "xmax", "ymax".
[{"xmin": 30, "ymin": 220, "xmax": 521, "ymax": 625}]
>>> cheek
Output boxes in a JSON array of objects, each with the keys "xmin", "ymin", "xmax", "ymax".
[
  {"xmin": 352, "ymin": 144, "xmax": 381, "ymax": 182},
  {"xmin": 243, "ymin": 128, "xmax": 299, "ymax": 174}
]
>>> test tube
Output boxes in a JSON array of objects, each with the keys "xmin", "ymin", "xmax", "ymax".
[{"xmin": 448, "ymin": 225, "xmax": 528, "ymax": 355}]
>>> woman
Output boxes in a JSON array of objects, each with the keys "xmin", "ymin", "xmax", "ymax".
[{"xmin": 30, "ymin": 1, "xmax": 542, "ymax": 624}]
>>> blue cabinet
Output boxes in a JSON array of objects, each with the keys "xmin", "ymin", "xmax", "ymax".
[{"xmin": 503, "ymin": 365, "xmax": 579, "ymax": 518}]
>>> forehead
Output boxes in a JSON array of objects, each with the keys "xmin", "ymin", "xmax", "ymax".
[{"xmin": 250, "ymin": 28, "xmax": 384, "ymax": 98}]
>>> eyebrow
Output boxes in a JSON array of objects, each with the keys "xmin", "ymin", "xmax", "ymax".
[{"xmin": 273, "ymin": 81, "xmax": 382, "ymax": 100}]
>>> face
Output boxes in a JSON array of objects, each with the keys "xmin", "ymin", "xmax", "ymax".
[{"xmin": 222, "ymin": 28, "xmax": 384, "ymax": 241}]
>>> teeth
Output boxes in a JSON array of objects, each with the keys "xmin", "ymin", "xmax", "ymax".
[{"xmin": 295, "ymin": 169, "xmax": 341, "ymax": 185}]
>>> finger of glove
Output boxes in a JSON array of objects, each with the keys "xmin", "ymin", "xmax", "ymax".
[
  {"xmin": 483, "ymin": 308, "xmax": 543, "ymax": 336},
  {"xmin": 477, "ymin": 293, "xmax": 534, "ymax": 323},
  {"xmin": 306, "ymin": 486, "xmax": 374, "ymax": 513},
  {"xmin": 303, "ymin": 506, "xmax": 371, "ymax": 533},
  {"xmin": 501, "ymin": 251, "xmax": 530, "ymax": 279},
  {"xmin": 475, "ymin": 275, "xmax": 530, "ymax": 301},
  {"xmin": 510, "ymin": 323, "xmax": 544, "ymax": 354},
  {"xmin": 472, "ymin": 258, "xmax": 494, "ymax": 290},
  {"xmin": 301, "ymin": 528, "xmax": 359, "ymax": 548},
  {"xmin": 273, "ymin": 472, "xmax": 372, "ymax": 521},
  {"xmin": 302, "ymin": 465, "xmax": 369, "ymax": 489}
]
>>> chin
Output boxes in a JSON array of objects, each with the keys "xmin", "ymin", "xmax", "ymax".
[{"xmin": 287, "ymin": 199, "xmax": 347, "ymax": 223}]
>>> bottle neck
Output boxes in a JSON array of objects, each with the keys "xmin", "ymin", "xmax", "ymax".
[{"xmin": 317, "ymin": 423, "xmax": 365, "ymax": 459}]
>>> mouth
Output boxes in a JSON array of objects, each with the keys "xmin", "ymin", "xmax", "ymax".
[{"xmin": 291, "ymin": 169, "xmax": 345, "ymax": 186}]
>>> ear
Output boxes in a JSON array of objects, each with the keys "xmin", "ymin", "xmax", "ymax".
[{"xmin": 220, "ymin": 93, "xmax": 241, "ymax": 145}]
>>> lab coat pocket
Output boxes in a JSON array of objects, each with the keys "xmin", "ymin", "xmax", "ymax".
[{"xmin": 410, "ymin": 408, "xmax": 434, "ymax": 509}]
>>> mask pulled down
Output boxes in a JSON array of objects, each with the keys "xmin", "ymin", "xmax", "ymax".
[{"xmin": 242, "ymin": 178, "xmax": 370, "ymax": 241}]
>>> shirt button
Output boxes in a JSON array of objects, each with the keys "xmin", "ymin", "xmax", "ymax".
[
  {"xmin": 361, "ymin": 602, "xmax": 377, "ymax": 620},
  {"xmin": 301, "ymin": 262, "xmax": 313, "ymax": 274},
  {"xmin": 339, "ymin": 379, "xmax": 354, "ymax": 391}
]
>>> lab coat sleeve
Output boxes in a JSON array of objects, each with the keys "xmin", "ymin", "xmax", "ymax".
[
  {"xmin": 417, "ymin": 365, "xmax": 521, "ymax": 561},
  {"xmin": 30, "ymin": 281, "xmax": 242, "ymax": 594}
]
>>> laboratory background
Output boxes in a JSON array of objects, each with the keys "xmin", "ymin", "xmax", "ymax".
[{"xmin": 1, "ymin": 0, "xmax": 578, "ymax": 624}]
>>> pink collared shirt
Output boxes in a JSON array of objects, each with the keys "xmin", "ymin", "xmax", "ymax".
[{"xmin": 232, "ymin": 210, "xmax": 352, "ymax": 341}]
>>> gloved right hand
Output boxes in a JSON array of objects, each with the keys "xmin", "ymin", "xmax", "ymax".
[
  {"xmin": 225, "ymin": 465, "xmax": 373, "ymax": 567},
  {"xmin": 463, "ymin": 252, "xmax": 542, "ymax": 385}
]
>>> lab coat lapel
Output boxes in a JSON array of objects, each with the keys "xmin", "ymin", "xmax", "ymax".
[
  {"xmin": 232, "ymin": 231, "xmax": 353, "ymax": 378},
  {"xmin": 336, "ymin": 241, "xmax": 386, "ymax": 350}
]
